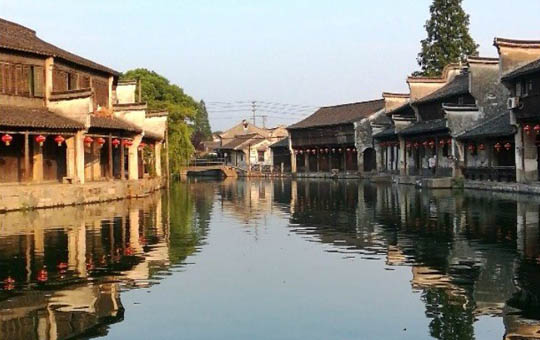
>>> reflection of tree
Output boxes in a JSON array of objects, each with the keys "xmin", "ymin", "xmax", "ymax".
[
  {"xmin": 423, "ymin": 288, "xmax": 475, "ymax": 340},
  {"xmin": 167, "ymin": 181, "xmax": 198, "ymax": 265}
]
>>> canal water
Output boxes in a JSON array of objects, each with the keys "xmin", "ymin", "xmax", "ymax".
[{"xmin": 1, "ymin": 179, "xmax": 540, "ymax": 339}]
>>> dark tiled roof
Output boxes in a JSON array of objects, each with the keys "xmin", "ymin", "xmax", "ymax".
[
  {"xmin": 90, "ymin": 116, "xmax": 141, "ymax": 133},
  {"xmin": 414, "ymin": 73, "xmax": 470, "ymax": 105},
  {"xmin": 458, "ymin": 112, "xmax": 515, "ymax": 140},
  {"xmin": 373, "ymin": 126, "xmax": 396, "ymax": 139},
  {"xmin": 0, "ymin": 105, "xmax": 84, "ymax": 130},
  {"xmin": 0, "ymin": 18, "xmax": 119, "ymax": 75},
  {"xmin": 398, "ymin": 119, "xmax": 448, "ymax": 136},
  {"xmin": 288, "ymin": 99, "xmax": 384, "ymax": 129},
  {"xmin": 270, "ymin": 137, "xmax": 289, "ymax": 148},
  {"xmin": 501, "ymin": 57, "xmax": 540, "ymax": 81},
  {"xmin": 220, "ymin": 133, "xmax": 261, "ymax": 150},
  {"xmin": 386, "ymin": 102, "xmax": 415, "ymax": 116}
]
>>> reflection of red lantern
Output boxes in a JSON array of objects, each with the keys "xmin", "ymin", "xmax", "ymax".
[
  {"xmin": 524, "ymin": 125, "xmax": 531, "ymax": 135},
  {"xmin": 535, "ymin": 125, "xmax": 540, "ymax": 135},
  {"xmin": 1, "ymin": 134, "xmax": 13, "ymax": 146},
  {"xmin": 494, "ymin": 142, "xmax": 502, "ymax": 152},
  {"xmin": 37, "ymin": 268, "xmax": 48, "ymax": 282},
  {"xmin": 428, "ymin": 140, "xmax": 435, "ymax": 149},
  {"xmin": 468, "ymin": 144, "xmax": 475, "ymax": 153},
  {"xmin": 112, "ymin": 138, "xmax": 120, "ymax": 148},
  {"xmin": 35, "ymin": 135, "xmax": 46, "ymax": 146},
  {"xmin": 84, "ymin": 136, "xmax": 93, "ymax": 146},
  {"xmin": 96, "ymin": 137, "xmax": 106, "ymax": 147},
  {"xmin": 504, "ymin": 142, "xmax": 512, "ymax": 151},
  {"xmin": 479, "ymin": 143, "xmax": 485, "ymax": 150},
  {"xmin": 54, "ymin": 135, "xmax": 65, "ymax": 146}
]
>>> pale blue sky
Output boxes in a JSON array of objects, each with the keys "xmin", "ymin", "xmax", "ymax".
[{"xmin": 2, "ymin": 0, "xmax": 540, "ymax": 130}]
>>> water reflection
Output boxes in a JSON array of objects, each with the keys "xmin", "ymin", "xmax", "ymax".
[
  {"xmin": 0, "ymin": 183, "xmax": 207, "ymax": 340},
  {"xmin": 3, "ymin": 179, "xmax": 540, "ymax": 339}
]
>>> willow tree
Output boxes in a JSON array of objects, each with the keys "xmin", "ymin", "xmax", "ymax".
[
  {"xmin": 415, "ymin": 0, "xmax": 478, "ymax": 76},
  {"xmin": 121, "ymin": 68, "xmax": 198, "ymax": 173}
]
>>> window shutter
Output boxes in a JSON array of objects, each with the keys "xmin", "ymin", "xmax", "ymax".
[
  {"xmin": 20, "ymin": 65, "xmax": 31, "ymax": 96},
  {"xmin": 33, "ymin": 66, "xmax": 44, "ymax": 97},
  {"xmin": 0, "ymin": 64, "xmax": 4, "ymax": 94}
]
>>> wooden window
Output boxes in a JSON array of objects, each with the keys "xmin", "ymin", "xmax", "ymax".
[
  {"xmin": 80, "ymin": 75, "xmax": 90, "ymax": 88},
  {"xmin": 93, "ymin": 79, "xmax": 109, "ymax": 108},
  {"xmin": 0, "ymin": 63, "xmax": 4, "ymax": 94},
  {"xmin": 31, "ymin": 66, "xmax": 44, "ymax": 97},
  {"xmin": 258, "ymin": 150, "xmax": 265, "ymax": 162},
  {"xmin": 67, "ymin": 72, "xmax": 78, "ymax": 90}
]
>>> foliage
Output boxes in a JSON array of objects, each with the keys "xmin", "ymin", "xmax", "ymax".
[
  {"xmin": 192, "ymin": 100, "xmax": 213, "ymax": 150},
  {"xmin": 415, "ymin": 0, "xmax": 478, "ymax": 77},
  {"xmin": 121, "ymin": 68, "xmax": 198, "ymax": 172}
]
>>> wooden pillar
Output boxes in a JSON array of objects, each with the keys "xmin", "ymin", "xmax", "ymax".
[
  {"xmin": 24, "ymin": 132, "xmax": 30, "ymax": 182},
  {"xmin": 304, "ymin": 152, "xmax": 309, "ymax": 172},
  {"xmin": 32, "ymin": 136, "xmax": 43, "ymax": 182},
  {"xmin": 120, "ymin": 138, "xmax": 125, "ymax": 180},
  {"xmin": 108, "ymin": 134, "xmax": 113, "ymax": 179},
  {"xmin": 342, "ymin": 150, "xmax": 347, "ymax": 172},
  {"xmin": 316, "ymin": 149, "xmax": 320, "ymax": 172}
]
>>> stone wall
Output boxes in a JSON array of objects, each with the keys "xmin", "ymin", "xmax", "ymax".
[{"xmin": 0, "ymin": 177, "xmax": 166, "ymax": 213}]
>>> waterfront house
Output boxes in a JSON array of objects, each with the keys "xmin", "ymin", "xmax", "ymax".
[
  {"xmin": 269, "ymin": 136, "xmax": 291, "ymax": 173},
  {"xmin": 496, "ymin": 38, "xmax": 540, "ymax": 184},
  {"xmin": 0, "ymin": 18, "xmax": 167, "ymax": 209},
  {"xmin": 288, "ymin": 99, "xmax": 384, "ymax": 176}
]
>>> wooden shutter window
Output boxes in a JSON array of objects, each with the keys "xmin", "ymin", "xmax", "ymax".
[{"xmin": 33, "ymin": 66, "xmax": 44, "ymax": 97}]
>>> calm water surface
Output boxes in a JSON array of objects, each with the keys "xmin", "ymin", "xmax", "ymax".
[{"xmin": 1, "ymin": 179, "xmax": 540, "ymax": 339}]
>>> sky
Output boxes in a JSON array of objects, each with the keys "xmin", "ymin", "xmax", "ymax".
[{"xmin": 2, "ymin": 0, "xmax": 540, "ymax": 131}]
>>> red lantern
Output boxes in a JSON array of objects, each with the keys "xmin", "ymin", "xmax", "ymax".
[
  {"xmin": 428, "ymin": 140, "xmax": 435, "ymax": 149},
  {"xmin": 96, "ymin": 137, "xmax": 106, "ymax": 146},
  {"xmin": 406, "ymin": 142, "xmax": 412, "ymax": 149},
  {"xmin": 422, "ymin": 141, "xmax": 428, "ymax": 147},
  {"xmin": 311, "ymin": 149, "xmax": 316, "ymax": 154},
  {"xmin": 468, "ymin": 144, "xmax": 475, "ymax": 153},
  {"xmin": 53, "ymin": 135, "xmax": 65, "ymax": 146},
  {"xmin": 346, "ymin": 148, "xmax": 351, "ymax": 152},
  {"xmin": 139, "ymin": 142, "xmax": 147, "ymax": 150},
  {"xmin": 1, "ymin": 134, "xmax": 13, "ymax": 146},
  {"xmin": 504, "ymin": 142, "xmax": 512, "ymax": 151},
  {"xmin": 353, "ymin": 148, "xmax": 357, "ymax": 153},
  {"xmin": 413, "ymin": 142, "xmax": 419, "ymax": 149},
  {"xmin": 338, "ymin": 148, "xmax": 342, "ymax": 153},
  {"xmin": 447, "ymin": 139, "xmax": 452, "ymax": 145},
  {"xmin": 112, "ymin": 138, "xmax": 120, "ymax": 148},
  {"xmin": 479, "ymin": 143, "xmax": 485, "ymax": 150},
  {"xmin": 324, "ymin": 148, "xmax": 329, "ymax": 153},
  {"xmin": 524, "ymin": 124, "xmax": 532, "ymax": 135},
  {"xmin": 84, "ymin": 136, "xmax": 93, "ymax": 146},
  {"xmin": 535, "ymin": 125, "xmax": 540, "ymax": 134},
  {"xmin": 35, "ymin": 135, "xmax": 46, "ymax": 146},
  {"xmin": 123, "ymin": 139, "xmax": 133, "ymax": 147},
  {"xmin": 331, "ymin": 148, "xmax": 336, "ymax": 153},
  {"xmin": 439, "ymin": 139, "xmax": 445, "ymax": 146},
  {"xmin": 494, "ymin": 142, "xmax": 502, "ymax": 152},
  {"xmin": 294, "ymin": 149, "xmax": 298, "ymax": 155}
]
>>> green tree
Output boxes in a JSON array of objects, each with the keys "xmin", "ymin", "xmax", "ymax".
[
  {"xmin": 121, "ymin": 68, "xmax": 198, "ymax": 172},
  {"xmin": 415, "ymin": 0, "xmax": 478, "ymax": 76},
  {"xmin": 192, "ymin": 100, "xmax": 212, "ymax": 150}
]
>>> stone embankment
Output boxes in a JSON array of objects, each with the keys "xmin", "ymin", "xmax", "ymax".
[{"xmin": 0, "ymin": 178, "xmax": 165, "ymax": 213}]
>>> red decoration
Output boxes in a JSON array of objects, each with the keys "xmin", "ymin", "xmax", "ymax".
[
  {"xmin": 3, "ymin": 276, "xmax": 15, "ymax": 291},
  {"xmin": 494, "ymin": 142, "xmax": 502, "ymax": 152},
  {"xmin": 299, "ymin": 150, "xmax": 303, "ymax": 154},
  {"xmin": 54, "ymin": 135, "xmax": 65, "ymax": 146},
  {"xmin": 479, "ymin": 143, "xmax": 485, "ymax": 150},
  {"xmin": 535, "ymin": 125, "xmax": 540, "ymax": 134},
  {"xmin": 422, "ymin": 141, "xmax": 428, "ymax": 147},
  {"xmin": 35, "ymin": 135, "xmax": 46, "ymax": 146},
  {"xmin": 331, "ymin": 148, "xmax": 336, "ymax": 153},
  {"xmin": 468, "ymin": 144, "xmax": 475, "ymax": 153},
  {"xmin": 324, "ymin": 148, "xmax": 329, "ymax": 153},
  {"xmin": 524, "ymin": 124, "xmax": 532, "ymax": 135},
  {"xmin": 413, "ymin": 142, "xmax": 419, "ymax": 149},
  {"xmin": 504, "ymin": 142, "xmax": 512, "ymax": 151},
  {"xmin": 123, "ymin": 139, "xmax": 133, "ymax": 147},
  {"xmin": 406, "ymin": 142, "xmax": 412, "ymax": 149},
  {"xmin": 96, "ymin": 137, "xmax": 106, "ymax": 146},
  {"xmin": 139, "ymin": 142, "xmax": 147, "ymax": 150},
  {"xmin": 338, "ymin": 148, "xmax": 342, "ymax": 153},
  {"xmin": 439, "ymin": 139, "xmax": 445, "ymax": 146},
  {"xmin": 346, "ymin": 148, "xmax": 351, "ymax": 152},
  {"xmin": 311, "ymin": 149, "xmax": 316, "ymax": 154},
  {"xmin": 1, "ymin": 134, "xmax": 13, "ymax": 146},
  {"xmin": 84, "ymin": 136, "xmax": 93, "ymax": 146},
  {"xmin": 352, "ymin": 148, "xmax": 357, "ymax": 153},
  {"xmin": 428, "ymin": 140, "xmax": 435, "ymax": 149},
  {"xmin": 294, "ymin": 150, "xmax": 298, "ymax": 154},
  {"xmin": 112, "ymin": 139, "xmax": 120, "ymax": 148},
  {"xmin": 447, "ymin": 139, "xmax": 452, "ymax": 145},
  {"xmin": 37, "ymin": 268, "xmax": 48, "ymax": 282}
]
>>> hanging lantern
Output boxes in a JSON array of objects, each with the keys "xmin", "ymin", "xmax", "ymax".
[
  {"xmin": 294, "ymin": 149, "xmax": 298, "ymax": 155},
  {"xmin": 422, "ymin": 141, "xmax": 428, "ymax": 148},
  {"xmin": 504, "ymin": 142, "xmax": 512, "ymax": 151},
  {"xmin": 35, "ymin": 135, "xmax": 46, "ymax": 147},
  {"xmin": 413, "ymin": 142, "xmax": 419, "ymax": 148},
  {"xmin": 123, "ymin": 139, "xmax": 133, "ymax": 147},
  {"xmin": 479, "ymin": 143, "xmax": 485, "ymax": 151},
  {"xmin": 468, "ymin": 144, "xmax": 475, "ymax": 153},
  {"xmin": 494, "ymin": 142, "xmax": 502, "ymax": 152},
  {"xmin": 84, "ymin": 136, "xmax": 93, "ymax": 146},
  {"xmin": 96, "ymin": 137, "xmax": 106, "ymax": 147},
  {"xmin": 406, "ymin": 142, "xmax": 412, "ymax": 149},
  {"xmin": 112, "ymin": 138, "xmax": 120, "ymax": 148},
  {"xmin": 139, "ymin": 142, "xmax": 147, "ymax": 150},
  {"xmin": 447, "ymin": 139, "xmax": 452, "ymax": 145},
  {"xmin": 353, "ymin": 148, "xmax": 357, "ymax": 153},
  {"xmin": 331, "ymin": 148, "xmax": 336, "ymax": 153},
  {"xmin": 1, "ymin": 134, "xmax": 13, "ymax": 146},
  {"xmin": 535, "ymin": 125, "xmax": 540, "ymax": 134},
  {"xmin": 524, "ymin": 124, "xmax": 532, "ymax": 135},
  {"xmin": 53, "ymin": 135, "xmax": 65, "ymax": 146},
  {"xmin": 338, "ymin": 148, "xmax": 342, "ymax": 153},
  {"xmin": 324, "ymin": 148, "xmax": 329, "ymax": 153},
  {"xmin": 428, "ymin": 140, "xmax": 435, "ymax": 149},
  {"xmin": 439, "ymin": 139, "xmax": 445, "ymax": 146},
  {"xmin": 311, "ymin": 149, "xmax": 316, "ymax": 154},
  {"xmin": 346, "ymin": 148, "xmax": 351, "ymax": 152}
]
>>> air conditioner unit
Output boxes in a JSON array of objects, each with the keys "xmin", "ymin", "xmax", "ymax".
[{"xmin": 507, "ymin": 97, "xmax": 520, "ymax": 110}]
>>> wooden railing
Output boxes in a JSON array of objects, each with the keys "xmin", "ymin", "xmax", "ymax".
[{"xmin": 463, "ymin": 166, "xmax": 516, "ymax": 182}]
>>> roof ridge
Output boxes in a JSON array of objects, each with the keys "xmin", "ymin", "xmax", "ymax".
[
  {"xmin": 0, "ymin": 18, "xmax": 35, "ymax": 35},
  {"xmin": 320, "ymin": 98, "xmax": 383, "ymax": 109}
]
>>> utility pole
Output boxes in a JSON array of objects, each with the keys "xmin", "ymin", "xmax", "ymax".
[
  {"xmin": 262, "ymin": 115, "xmax": 267, "ymax": 128},
  {"xmin": 252, "ymin": 101, "xmax": 256, "ymax": 125}
]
